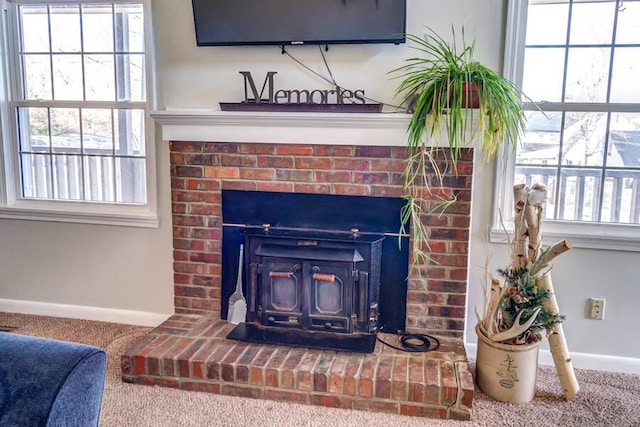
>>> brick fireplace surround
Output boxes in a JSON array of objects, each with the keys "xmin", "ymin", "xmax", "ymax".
[{"xmin": 122, "ymin": 112, "xmax": 476, "ymax": 421}]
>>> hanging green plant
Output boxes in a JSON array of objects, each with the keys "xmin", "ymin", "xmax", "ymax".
[
  {"xmin": 390, "ymin": 26, "xmax": 527, "ymax": 268},
  {"xmin": 392, "ymin": 27, "xmax": 526, "ymax": 161}
]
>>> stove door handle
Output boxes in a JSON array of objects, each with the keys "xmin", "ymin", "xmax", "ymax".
[
  {"xmin": 269, "ymin": 271, "xmax": 293, "ymax": 279},
  {"xmin": 312, "ymin": 273, "xmax": 336, "ymax": 282}
]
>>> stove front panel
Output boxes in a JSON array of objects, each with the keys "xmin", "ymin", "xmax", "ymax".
[
  {"xmin": 259, "ymin": 257, "xmax": 354, "ymax": 333},
  {"xmin": 245, "ymin": 229, "xmax": 384, "ymax": 338}
]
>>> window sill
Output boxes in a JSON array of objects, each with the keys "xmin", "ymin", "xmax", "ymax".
[
  {"xmin": 0, "ymin": 203, "xmax": 159, "ymax": 228},
  {"xmin": 489, "ymin": 221, "xmax": 640, "ymax": 252}
]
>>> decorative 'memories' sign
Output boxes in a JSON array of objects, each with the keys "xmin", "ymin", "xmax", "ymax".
[{"xmin": 220, "ymin": 71, "xmax": 381, "ymax": 112}]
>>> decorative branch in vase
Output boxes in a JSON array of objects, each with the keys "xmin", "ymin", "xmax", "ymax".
[{"xmin": 476, "ymin": 183, "xmax": 579, "ymax": 403}]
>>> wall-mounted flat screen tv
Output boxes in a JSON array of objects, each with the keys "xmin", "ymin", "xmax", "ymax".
[{"xmin": 192, "ymin": 0, "xmax": 407, "ymax": 46}]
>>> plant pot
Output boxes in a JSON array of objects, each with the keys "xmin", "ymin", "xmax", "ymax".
[
  {"xmin": 406, "ymin": 82, "xmax": 480, "ymax": 113},
  {"xmin": 475, "ymin": 324, "xmax": 540, "ymax": 404},
  {"xmin": 449, "ymin": 82, "xmax": 480, "ymax": 108}
]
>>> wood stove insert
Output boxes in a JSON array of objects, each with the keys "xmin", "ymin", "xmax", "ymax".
[{"xmin": 227, "ymin": 225, "xmax": 384, "ymax": 353}]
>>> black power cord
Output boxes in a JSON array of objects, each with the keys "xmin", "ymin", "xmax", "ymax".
[{"xmin": 375, "ymin": 330, "xmax": 440, "ymax": 353}]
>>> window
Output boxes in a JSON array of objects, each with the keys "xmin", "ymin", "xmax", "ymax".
[
  {"xmin": 0, "ymin": 0, "xmax": 157, "ymax": 227},
  {"xmin": 495, "ymin": 0, "xmax": 640, "ymax": 249}
]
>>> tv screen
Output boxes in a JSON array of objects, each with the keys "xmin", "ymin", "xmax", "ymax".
[{"xmin": 192, "ymin": 0, "xmax": 407, "ymax": 46}]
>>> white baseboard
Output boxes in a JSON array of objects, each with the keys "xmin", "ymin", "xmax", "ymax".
[
  {"xmin": 0, "ymin": 298, "xmax": 170, "ymax": 327},
  {"xmin": 465, "ymin": 342, "xmax": 640, "ymax": 375}
]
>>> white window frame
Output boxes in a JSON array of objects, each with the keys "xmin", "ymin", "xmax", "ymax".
[
  {"xmin": 0, "ymin": 0, "xmax": 158, "ymax": 227},
  {"xmin": 492, "ymin": 0, "xmax": 640, "ymax": 251}
]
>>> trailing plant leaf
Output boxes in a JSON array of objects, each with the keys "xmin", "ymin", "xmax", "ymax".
[{"xmin": 399, "ymin": 188, "xmax": 457, "ymax": 281}]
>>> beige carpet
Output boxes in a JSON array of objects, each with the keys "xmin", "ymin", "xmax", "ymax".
[{"xmin": 1, "ymin": 312, "xmax": 639, "ymax": 426}]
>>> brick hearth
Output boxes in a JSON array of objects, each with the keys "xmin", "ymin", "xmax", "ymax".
[
  {"xmin": 122, "ymin": 314, "xmax": 473, "ymax": 420},
  {"xmin": 123, "ymin": 139, "xmax": 475, "ymax": 420}
]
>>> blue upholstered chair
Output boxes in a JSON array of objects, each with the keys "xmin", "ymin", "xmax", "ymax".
[{"xmin": 0, "ymin": 332, "xmax": 107, "ymax": 427}]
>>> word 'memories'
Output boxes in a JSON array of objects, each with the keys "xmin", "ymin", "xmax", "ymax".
[{"xmin": 240, "ymin": 71, "xmax": 366, "ymax": 105}]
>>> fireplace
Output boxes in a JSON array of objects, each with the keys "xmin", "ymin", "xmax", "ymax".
[
  {"xmin": 164, "ymin": 139, "xmax": 472, "ymax": 337},
  {"xmin": 123, "ymin": 121, "xmax": 476, "ymax": 420},
  {"xmin": 222, "ymin": 190, "xmax": 408, "ymax": 353}
]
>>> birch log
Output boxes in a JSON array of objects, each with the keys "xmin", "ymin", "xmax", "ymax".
[
  {"xmin": 524, "ymin": 184, "xmax": 547, "ymax": 264},
  {"xmin": 513, "ymin": 184, "xmax": 529, "ymax": 269},
  {"xmin": 539, "ymin": 240, "xmax": 573, "ymax": 266},
  {"xmin": 524, "ymin": 204, "xmax": 540, "ymax": 264},
  {"xmin": 537, "ymin": 272, "xmax": 580, "ymax": 400}
]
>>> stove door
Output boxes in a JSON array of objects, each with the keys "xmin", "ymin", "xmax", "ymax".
[
  {"xmin": 305, "ymin": 262, "xmax": 353, "ymax": 333},
  {"xmin": 261, "ymin": 258, "xmax": 303, "ymax": 328},
  {"xmin": 259, "ymin": 257, "xmax": 354, "ymax": 333}
]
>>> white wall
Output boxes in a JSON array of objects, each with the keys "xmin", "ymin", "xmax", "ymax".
[
  {"xmin": 0, "ymin": 138, "xmax": 175, "ymax": 325},
  {"xmin": 1, "ymin": 0, "xmax": 638, "ymax": 365},
  {"xmin": 154, "ymin": 0, "xmax": 506, "ymax": 110}
]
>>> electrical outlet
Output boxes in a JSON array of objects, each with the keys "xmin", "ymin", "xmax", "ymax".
[{"xmin": 588, "ymin": 298, "xmax": 606, "ymax": 320}]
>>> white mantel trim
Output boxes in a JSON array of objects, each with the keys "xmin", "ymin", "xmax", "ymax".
[{"xmin": 151, "ymin": 109, "xmax": 412, "ymax": 146}]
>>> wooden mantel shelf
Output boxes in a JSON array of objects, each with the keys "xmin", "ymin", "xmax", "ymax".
[{"xmin": 151, "ymin": 109, "xmax": 412, "ymax": 146}]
